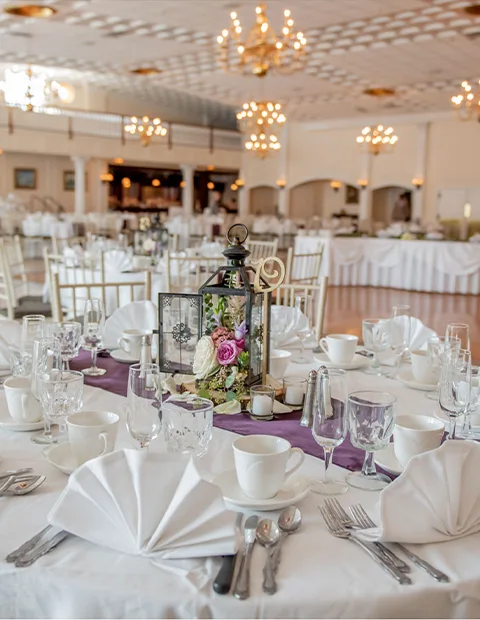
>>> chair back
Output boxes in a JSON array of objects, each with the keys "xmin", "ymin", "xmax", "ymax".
[
  {"xmin": 275, "ymin": 278, "xmax": 329, "ymax": 340},
  {"xmin": 246, "ymin": 238, "xmax": 278, "ymax": 262},
  {"xmin": 285, "ymin": 245, "xmax": 324, "ymax": 285},
  {"xmin": 0, "ymin": 239, "xmax": 17, "ymax": 319},
  {"xmin": 164, "ymin": 250, "xmax": 224, "ymax": 293}
]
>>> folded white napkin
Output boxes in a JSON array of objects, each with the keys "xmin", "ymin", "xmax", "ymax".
[
  {"xmin": 0, "ymin": 319, "xmax": 22, "ymax": 367},
  {"xmin": 48, "ymin": 449, "xmax": 237, "ymax": 559},
  {"xmin": 103, "ymin": 301, "xmax": 157, "ymax": 350},
  {"xmin": 357, "ymin": 441, "xmax": 480, "ymax": 544},
  {"xmin": 270, "ymin": 305, "xmax": 309, "ymax": 348},
  {"xmin": 376, "ymin": 316, "xmax": 436, "ymax": 367},
  {"xmin": 103, "ymin": 249, "xmax": 133, "ymax": 273}
]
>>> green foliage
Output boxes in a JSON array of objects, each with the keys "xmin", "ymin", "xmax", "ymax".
[
  {"xmin": 225, "ymin": 366, "xmax": 237, "ymax": 389},
  {"xmin": 226, "ymin": 390, "xmax": 237, "ymax": 402},
  {"xmin": 237, "ymin": 350, "xmax": 250, "ymax": 370}
]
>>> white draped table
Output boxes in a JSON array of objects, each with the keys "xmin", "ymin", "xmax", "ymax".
[
  {"xmin": 1, "ymin": 356, "xmax": 480, "ymax": 618},
  {"xmin": 294, "ymin": 236, "xmax": 480, "ymax": 294}
]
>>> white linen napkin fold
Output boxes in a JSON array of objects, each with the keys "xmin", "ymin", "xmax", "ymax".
[
  {"xmin": 270, "ymin": 305, "xmax": 310, "ymax": 348},
  {"xmin": 0, "ymin": 319, "xmax": 22, "ymax": 367},
  {"xmin": 103, "ymin": 301, "xmax": 157, "ymax": 350},
  {"xmin": 47, "ymin": 449, "xmax": 237, "ymax": 559},
  {"xmin": 356, "ymin": 441, "xmax": 480, "ymax": 544},
  {"xmin": 103, "ymin": 249, "xmax": 133, "ymax": 273}
]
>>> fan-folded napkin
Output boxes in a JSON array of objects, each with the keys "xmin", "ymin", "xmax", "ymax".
[
  {"xmin": 357, "ymin": 441, "xmax": 480, "ymax": 544},
  {"xmin": 48, "ymin": 449, "xmax": 237, "ymax": 559},
  {"xmin": 103, "ymin": 301, "xmax": 157, "ymax": 350},
  {"xmin": 103, "ymin": 249, "xmax": 133, "ymax": 273},
  {"xmin": 0, "ymin": 319, "xmax": 22, "ymax": 367}
]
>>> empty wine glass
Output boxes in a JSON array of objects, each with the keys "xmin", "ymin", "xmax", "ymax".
[
  {"xmin": 439, "ymin": 349, "xmax": 471, "ymax": 440},
  {"xmin": 30, "ymin": 337, "xmax": 62, "ymax": 445},
  {"xmin": 459, "ymin": 365, "xmax": 480, "ymax": 439},
  {"xmin": 425, "ymin": 335, "xmax": 461, "ymax": 401},
  {"xmin": 311, "ymin": 369, "xmax": 348, "ymax": 495},
  {"xmin": 50, "ymin": 322, "xmax": 82, "ymax": 370},
  {"xmin": 126, "ymin": 363, "xmax": 162, "ymax": 450},
  {"xmin": 37, "ymin": 369, "xmax": 84, "ymax": 441},
  {"xmin": 82, "ymin": 299, "xmax": 106, "ymax": 377},
  {"xmin": 21, "ymin": 315, "xmax": 45, "ymax": 355},
  {"xmin": 362, "ymin": 318, "xmax": 390, "ymax": 375},
  {"xmin": 346, "ymin": 391, "xmax": 396, "ymax": 491},
  {"xmin": 293, "ymin": 295, "xmax": 314, "ymax": 364},
  {"xmin": 446, "ymin": 323, "xmax": 470, "ymax": 351}
]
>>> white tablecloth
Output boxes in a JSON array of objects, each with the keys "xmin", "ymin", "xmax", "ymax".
[
  {"xmin": 1, "ymin": 355, "xmax": 480, "ymax": 618},
  {"xmin": 295, "ymin": 236, "xmax": 480, "ymax": 294}
]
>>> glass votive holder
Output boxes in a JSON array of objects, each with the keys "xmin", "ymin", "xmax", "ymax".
[
  {"xmin": 250, "ymin": 385, "xmax": 275, "ymax": 420},
  {"xmin": 283, "ymin": 376, "xmax": 307, "ymax": 408}
]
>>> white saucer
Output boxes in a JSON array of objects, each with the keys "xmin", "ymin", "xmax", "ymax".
[
  {"xmin": 110, "ymin": 349, "xmax": 139, "ymax": 364},
  {"xmin": 314, "ymin": 353, "xmax": 370, "ymax": 371},
  {"xmin": 374, "ymin": 444, "xmax": 403, "ymax": 476},
  {"xmin": 43, "ymin": 442, "xmax": 76, "ymax": 475},
  {"xmin": 211, "ymin": 469, "xmax": 310, "ymax": 511},
  {"xmin": 0, "ymin": 409, "xmax": 44, "ymax": 432},
  {"xmin": 397, "ymin": 369, "xmax": 437, "ymax": 392}
]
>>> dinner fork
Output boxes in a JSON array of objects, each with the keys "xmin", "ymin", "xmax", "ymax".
[
  {"xmin": 324, "ymin": 498, "xmax": 409, "ymax": 572},
  {"xmin": 351, "ymin": 504, "xmax": 450, "ymax": 583},
  {"xmin": 318, "ymin": 505, "xmax": 411, "ymax": 585}
]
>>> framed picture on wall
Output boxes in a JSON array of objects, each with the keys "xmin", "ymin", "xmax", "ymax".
[
  {"xmin": 346, "ymin": 184, "xmax": 359, "ymax": 204},
  {"xmin": 63, "ymin": 170, "xmax": 75, "ymax": 191},
  {"xmin": 14, "ymin": 168, "xmax": 36, "ymax": 190}
]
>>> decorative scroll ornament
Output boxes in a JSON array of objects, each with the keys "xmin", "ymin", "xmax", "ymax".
[{"xmin": 253, "ymin": 255, "xmax": 286, "ymax": 293}]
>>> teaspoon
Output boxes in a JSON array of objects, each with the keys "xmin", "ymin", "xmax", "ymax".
[
  {"xmin": 271, "ymin": 506, "xmax": 303, "ymax": 572},
  {"xmin": 256, "ymin": 519, "xmax": 280, "ymax": 595}
]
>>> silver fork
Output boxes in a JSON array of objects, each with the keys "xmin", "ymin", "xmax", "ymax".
[
  {"xmin": 318, "ymin": 505, "xmax": 411, "ymax": 585},
  {"xmin": 351, "ymin": 504, "xmax": 450, "ymax": 583},
  {"xmin": 325, "ymin": 498, "xmax": 410, "ymax": 573}
]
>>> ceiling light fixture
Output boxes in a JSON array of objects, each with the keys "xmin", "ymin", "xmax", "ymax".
[
  {"xmin": 113, "ymin": 158, "xmax": 124, "ymax": 164},
  {"xmin": 451, "ymin": 80, "xmax": 480, "ymax": 121},
  {"xmin": 207, "ymin": 181, "xmax": 215, "ymax": 190},
  {"xmin": 152, "ymin": 178, "xmax": 161, "ymax": 187},
  {"xmin": 130, "ymin": 67, "xmax": 162, "ymax": 76},
  {"xmin": 356, "ymin": 124, "xmax": 398, "ymax": 156},
  {"xmin": 124, "ymin": 115, "xmax": 167, "ymax": 147},
  {"xmin": 0, "ymin": 65, "xmax": 75, "ymax": 111},
  {"xmin": 236, "ymin": 100, "xmax": 286, "ymax": 157},
  {"xmin": 121, "ymin": 177, "xmax": 131, "ymax": 188},
  {"xmin": 464, "ymin": 4, "xmax": 480, "ymax": 15},
  {"xmin": 4, "ymin": 4, "xmax": 56, "ymax": 18},
  {"xmin": 363, "ymin": 87, "xmax": 396, "ymax": 98},
  {"xmin": 217, "ymin": 3, "xmax": 306, "ymax": 77}
]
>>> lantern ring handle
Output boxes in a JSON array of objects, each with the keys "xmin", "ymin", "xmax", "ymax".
[{"xmin": 226, "ymin": 223, "xmax": 248, "ymax": 246}]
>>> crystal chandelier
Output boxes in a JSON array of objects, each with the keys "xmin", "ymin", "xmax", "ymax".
[
  {"xmin": 217, "ymin": 4, "xmax": 307, "ymax": 77},
  {"xmin": 236, "ymin": 101, "xmax": 286, "ymax": 157},
  {"xmin": 451, "ymin": 80, "xmax": 480, "ymax": 121},
  {"xmin": 0, "ymin": 66, "xmax": 74, "ymax": 111},
  {"xmin": 356, "ymin": 125, "xmax": 398, "ymax": 156},
  {"xmin": 124, "ymin": 115, "xmax": 168, "ymax": 147}
]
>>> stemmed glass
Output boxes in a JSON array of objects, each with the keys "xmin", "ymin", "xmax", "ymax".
[
  {"xmin": 311, "ymin": 369, "xmax": 348, "ymax": 495},
  {"xmin": 439, "ymin": 349, "xmax": 471, "ymax": 440},
  {"xmin": 362, "ymin": 319, "xmax": 390, "ymax": 375},
  {"xmin": 82, "ymin": 299, "xmax": 107, "ymax": 377},
  {"xmin": 459, "ymin": 365, "xmax": 480, "ymax": 439},
  {"xmin": 387, "ymin": 305, "xmax": 411, "ymax": 377},
  {"xmin": 50, "ymin": 322, "xmax": 82, "ymax": 370},
  {"xmin": 293, "ymin": 295, "xmax": 314, "ymax": 364},
  {"xmin": 30, "ymin": 337, "xmax": 62, "ymax": 445},
  {"xmin": 37, "ymin": 370, "xmax": 84, "ymax": 440},
  {"xmin": 426, "ymin": 335, "xmax": 461, "ymax": 401},
  {"xmin": 126, "ymin": 363, "xmax": 162, "ymax": 450},
  {"xmin": 21, "ymin": 315, "xmax": 45, "ymax": 356},
  {"xmin": 446, "ymin": 323, "xmax": 470, "ymax": 351},
  {"xmin": 346, "ymin": 390, "xmax": 396, "ymax": 491}
]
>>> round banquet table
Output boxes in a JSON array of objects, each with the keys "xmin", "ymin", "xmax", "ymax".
[
  {"xmin": 295, "ymin": 235, "xmax": 480, "ymax": 294},
  {"xmin": 1, "ymin": 350, "xmax": 480, "ymax": 618}
]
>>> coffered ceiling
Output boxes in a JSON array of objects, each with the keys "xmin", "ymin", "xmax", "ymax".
[{"xmin": 0, "ymin": 0, "xmax": 479, "ymax": 128}]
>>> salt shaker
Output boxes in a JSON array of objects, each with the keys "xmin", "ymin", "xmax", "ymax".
[
  {"xmin": 140, "ymin": 334, "xmax": 152, "ymax": 365},
  {"xmin": 300, "ymin": 369, "xmax": 317, "ymax": 428}
]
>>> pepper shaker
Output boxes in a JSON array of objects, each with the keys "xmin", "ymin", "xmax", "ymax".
[
  {"xmin": 140, "ymin": 334, "xmax": 152, "ymax": 366},
  {"xmin": 300, "ymin": 369, "xmax": 317, "ymax": 428}
]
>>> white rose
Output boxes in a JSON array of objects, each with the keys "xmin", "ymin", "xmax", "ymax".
[{"xmin": 193, "ymin": 335, "xmax": 220, "ymax": 380}]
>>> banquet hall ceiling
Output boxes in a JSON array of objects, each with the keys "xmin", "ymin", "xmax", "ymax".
[{"xmin": 0, "ymin": 0, "xmax": 479, "ymax": 128}]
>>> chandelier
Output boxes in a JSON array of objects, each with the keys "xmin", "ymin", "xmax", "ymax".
[
  {"xmin": 451, "ymin": 80, "xmax": 480, "ymax": 121},
  {"xmin": 0, "ymin": 66, "xmax": 74, "ymax": 111},
  {"xmin": 123, "ymin": 115, "xmax": 168, "ymax": 147},
  {"xmin": 217, "ymin": 4, "xmax": 307, "ymax": 77},
  {"xmin": 236, "ymin": 101, "xmax": 285, "ymax": 157},
  {"xmin": 356, "ymin": 125, "xmax": 398, "ymax": 156}
]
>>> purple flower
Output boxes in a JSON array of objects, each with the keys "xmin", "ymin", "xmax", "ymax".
[
  {"xmin": 236, "ymin": 338, "xmax": 245, "ymax": 352},
  {"xmin": 234, "ymin": 320, "xmax": 247, "ymax": 341},
  {"xmin": 212, "ymin": 309, "xmax": 223, "ymax": 327},
  {"xmin": 217, "ymin": 340, "xmax": 240, "ymax": 366}
]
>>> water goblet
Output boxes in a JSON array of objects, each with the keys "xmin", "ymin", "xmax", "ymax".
[
  {"xmin": 50, "ymin": 321, "xmax": 82, "ymax": 370},
  {"xmin": 389, "ymin": 305, "xmax": 411, "ymax": 372},
  {"xmin": 163, "ymin": 395, "xmax": 213, "ymax": 457},
  {"xmin": 425, "ymin": 335, "xmax": 461, "ymax": 401},
  {"xmin": 362, "ymin": 319, "xmax": 390, "ymax": 375},
  {"xmin": 126, "ymin": 363, "xmax": 162, "ymax": 450},
  {"xmin": 30, "ymin": 337, "xmax": 62, "ymax": 445},
  {"xmin": 439, "ymin": 349, "xmax": 471, "ymax": 440},
  {"xmin": 21, "ymin": 315, "xmax": 45, "ymax": 355},
  {"xmin": 82, "ymin": 299, "xmax": 106, "ymax": 376},
  {"xmin": 346, "ymin": 390, "xmax": 396, "ymax": 491},
  {"xmin": 9, "ymin": 345, "xmax": 32, "ymax": 377},
  {"xmin": 293, "ymin": 295, "xmax": 314, "ymax": 364},
  {"xmin": 311, "ymin": 369, "xmax": 348, "ymax": 495},
  {"xmin": 458, "ymin": 365, "xmax": 480, "ymax": 439},
  {"xmin": 445, "ymin": 323, "xmax": 470, "ymax": 351},
  {"xmin": 37, "ymin": 369, "xmax": 84, "ymax": 441}
]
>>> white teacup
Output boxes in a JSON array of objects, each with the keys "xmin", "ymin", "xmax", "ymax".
[
  {"xmin": 118, "ymin": 329, "xmax": 152, "ymax": 359},
  {"xmin": 410, "ymin": 349, "xmax": 439, "ymax": 385},
  {"xmin": 393, "ymin": 414, "xmax": 444, "ymax": 468},
  {"xmin": 233, "ymin": 434, "xmax": 305, "ymax": 499},
  {"xmin": 4, "ymin": 377, "xmax": 42, "ymax": 423},
  {"xmin": 269, "ymin": 349, "xmax": 292, "ymax": 379},
  {"xmin": 319, "ymin": 334, "xmax": 358, "ymax": 365},
  {"xmin": 67, "ymin": 410, "xmax": 119, "ymax": 466}
]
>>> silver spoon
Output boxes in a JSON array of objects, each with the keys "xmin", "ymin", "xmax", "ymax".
[
  {"xmin": 256, "ymin": 519, "xmax": 280, "ymax": 595},
  {"xmin": 271, "ymin": 506, "xmax": 303, "ymax": 572}
]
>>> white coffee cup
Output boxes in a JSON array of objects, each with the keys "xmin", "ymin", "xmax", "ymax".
[
  {"xmin": 4, "ymin": 377, "xmax": 42, "ymax": 423},
  {"xmin": 67, "ymin": 410, "xmax": 119, "ymax": 466},
  {"xmin": 393, "ymin": 414, "xmax": 444, "ymax": 468},
  {"xmin": 269, "ymin": 349, "xmax": 292, "ymax": 379},
  {"xmin": 319, "ymin": 334, "xmax": 358, "ymax": 365},
  {"xmin": 232, "ymin": 434, "xmax": 305, "ymax": 499},
  {"xmin": 118, "ymin": 329, "xmax": 152, "ymax": 359},
  {"xmin": 410, "ymin": 349, "xmax": 439, "ymax": 384}
]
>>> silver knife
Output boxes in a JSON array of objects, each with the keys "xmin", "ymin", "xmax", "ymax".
[
  {"xmin": 15, "ymin": 530, "xmax": 69, "ymax": 567},
  {"xmin": 6, "ymin": 525, "xmax": 52, "ymax": 563},
  {"xmin": 233, "ymin": 515, "xmax": 258, "ymax": 600}
]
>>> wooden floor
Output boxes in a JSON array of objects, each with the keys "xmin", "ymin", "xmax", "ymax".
[{"xmin": 323, "ymin": 286, "xmax": 480, "ymax": 363}]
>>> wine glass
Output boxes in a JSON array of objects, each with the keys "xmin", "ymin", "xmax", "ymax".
[
  {"xmin": 292, "ymin": 295, "xmax": 314, "ymax": 364},
  {"xmin": 311, "ymin": 369, "xmax": 348, "ymax": 495},
  {"xmin": 126, "ymin": 363, "xmax": 162, "ymax": 450},
  {"xmin": 82, "ymin": 299, "xmax": 106, "ymax": 377},
  {"xmin": 425, "ymin": 335, "xmax": 461, "ymax": 401},
  {"xmin": 30, "ymin": 337, "xmax": 62, "ymax": 445},
  {"xmin": 459, "ymin": 365, "xmax": 480, "ymax": 439},
  {"xmin": 439, "ymin": 349, "xmax": 471, "ymax": 440},
  {"xmin": 37, "ymin": 369, "xmax": 84, "ymax": 440},
  {"xmin": 362, "ymin": 319, "xmax": 390, "ymax": 375},
  {"xmin": 346, "ymin": 390, "xmax": 396, "ymax": 491},
  {"xmin": 446, "ymin": 323, "xmax": 470, "ymax": 351},
  {"xmin": 50, "ymin": 322, "xmax": 82, "ymax": 370},
  {"xmin": 21, "ymin": 315, "xmax": 45, "ymax": 356},
  {"xmin": 387, "ymin": 305, "xmax": 411, "ymax": 377}
]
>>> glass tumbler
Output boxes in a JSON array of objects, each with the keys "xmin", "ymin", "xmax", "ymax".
[
  {"xmin": 37, "ymin": 369, "xmax": 84, "ymax": 440},
  {"xmin": 163, "ymin": 395, "xmax": 213, "ymax": 457}
]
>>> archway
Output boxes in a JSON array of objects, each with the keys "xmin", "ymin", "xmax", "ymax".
[
  {"xmin": 249, "ymin": 185, "xmax": 277, "ymax": 215},
  {"xmin": 289, "ymin": 179, "xmax": 359, "ymax": 220},
  {"xmin": 372, "ymin": 186, "xmax": 412, "ymax": 224}
]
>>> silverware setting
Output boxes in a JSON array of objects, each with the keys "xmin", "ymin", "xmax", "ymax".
[
  {"xmin": 233, "ymin": 514, "xmax": 258, "ymax": 600},
  {"xmin": 212, "ymin": 511, "xmax": 244, "ymax": 595},
  {"xmin": 256, "ymin": 519, "xmax": 280, "ymax": 595},
  {"xmin": 0, "ymin": 474, "xmax": 46, "ymax": 496},
  {"xmin": 6, "ymin": 525, "xmax": 69, "ymax": 567},
  {"xmin": 319, "ymin": 499, "xmax": 450, "ymax": 584}
]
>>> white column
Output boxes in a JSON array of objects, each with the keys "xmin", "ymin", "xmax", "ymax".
[
  {"xmin": 71, "ymin": 156, "xmax": 89, "ymax": 217},
  {"xmin": 180, "ymin": 164, "xmax": 195, "ymax": 218},
  {"xmin": 412, "ymin": 122, "xmax": 429, "ymax": 221},
  {"xmin": 90, "ymin": 158, "xmax": 109, "ymax": 212},
  {"xmin": 277, "ymin": 124, "xmax": 289, "ymax": 217},
  {"xmin": 358, "ymin": 152, "xmax": 373, "ymax": 221}
]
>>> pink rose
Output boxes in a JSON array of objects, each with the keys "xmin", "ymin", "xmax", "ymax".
[
  {"xmin": 217, "ymin": 340, "xmax": 239, "ymax": 366},
  {"xmin": 236, "ymin": 338, "xmax": 245, "ymax": 351}
]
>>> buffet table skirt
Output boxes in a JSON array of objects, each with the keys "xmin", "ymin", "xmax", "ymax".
[{"xmin": 294, "ymin": 236, "xmax": 480, "ymax": 294}]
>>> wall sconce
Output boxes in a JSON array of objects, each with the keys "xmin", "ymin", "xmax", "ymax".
[
  {"xmin": 180, "ymin": 180, "xmax": 186, "ymax": 189},
  {"xmin": 464, "ymin": 202, "xmax": 472, "ymax": 219},
  {"xmin": 113, "ymin": 158, "xmax": 124, "ymax": 165},
  {"xmin": 100, "ymin": 173, "xmax": 114, "ymax": 184},
  {"xmin": 235, "ymin": 178, "xmax": 245, "ymax": 189},
  {"xmin": 330, "ymin": 180, "xmax": 342, "ymax": 192},
  {"xmin": 152, "ymin": 178, "xmax": 161, "ymax": 187},
  {"xmin": 207, "ymin": 165, "xmax": 215, "ymax": 171},
  {"xmin": 121, "ymin": 177, "xmax": 131, "ymax": 189},
  {"xmin": 207, "ymin": 181, "xmax": 215, "ymax": 190},
  {"xmin": 412, "ymin": 178, "xmax": 423, "ymax": 190},
  {"xmin": 358, "ymin": 179, "xmax": 368, "ymax": 190},
  {"xmin": 276, "ymin": 179, "xmax": 287, "ymax": 190}
]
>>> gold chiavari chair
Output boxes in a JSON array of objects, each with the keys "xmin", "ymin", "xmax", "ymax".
[
  {"xmin": 285, "ymin": 245, "xmax": 324, "ymax": 285},
  {"xmin": 275, "ymin": 278, "xmax": 329, "ymax": 341},
  {"xmin": 246, "ymin": 238, "xmax": 278, "ymax": 262},
  {"xmin": 164, "ymin": 250, "xmax": 224, "ymax": 293}
]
